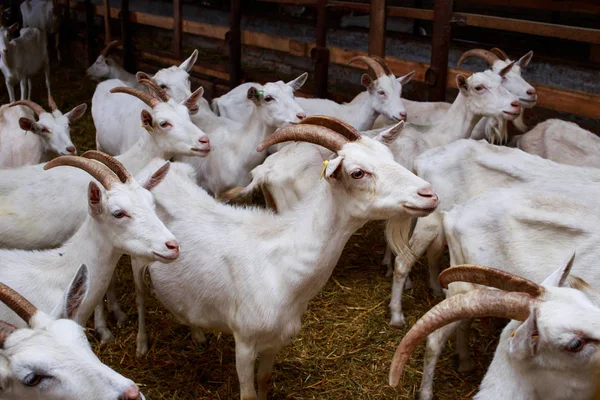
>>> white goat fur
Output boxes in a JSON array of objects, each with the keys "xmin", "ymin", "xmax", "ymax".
[
  {"xmin": 0, "ymin": 102, "xmax": 86, "ymax": 168},
  {"xmin": 130, "ymin": 127, "xmax": 439, "ymax": 399},
  {"xmin": 86, "ymin": 53, "xmax": 139, "ymax": 88},
  {"xmin": 20, "ymin": 0, "xmax": 60, "ymax": 62}
]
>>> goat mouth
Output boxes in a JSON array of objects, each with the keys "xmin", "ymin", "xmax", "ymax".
[
  {"xmin": 404, "ymin": 205, "xmax": 437, "ymax": 216},
  {"xmin": 503, "ymin": 111, "xmax": 520, "ymax": 118},
  {"xmin": 191, "ymin": 147, "xmax": 210, "ymax": 156},
  {"xmin": 519, "ymin": 98, "xmax": 537, "ymax": 106},
  {"xmin": 153, "ymin": 251, "xmax": 179, "ymax": 262}
]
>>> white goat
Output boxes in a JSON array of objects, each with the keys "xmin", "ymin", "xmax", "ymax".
[
  {"xmin": 0, "ymin": 83, "xmax": 209, "ymax": 250},
  {"xmin": 0, "ymin": 24, "xmax": 50, "ymax": 102},
  {"xmin": 389, "ymin": 261, "xmax": 600, "ymax": 400},
  {"xmin": 130, "ymin": 117, "xmax": 439, "ymax": 399},
  {"xmin": 0, "ymin": 152, "xmax": 178, "ymax": 345},
  {"xmin": 211, "ymin": 73, "xmax": 307, "ymax": 124},
  {"xmin": 0, "ymin": 268, "xmax": 145, "ymax": 400},
  {"xmin": 20, "ymin": 0, "xmax": 60, "ymax": 62},
  {"xmin": 86, "ymin": 40, "xmax": 139, "ymax": 87},
  {"xmin": 296, "ymin": 56, "xmax": 414, "ymax": 131},
  {"xmin": 0, "ymin": 96, "xmax": 86, "ymax": 168}
]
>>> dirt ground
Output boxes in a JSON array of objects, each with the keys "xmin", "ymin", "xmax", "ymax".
[{"xmin": 2, "ymin": 63, "xmax": 499, "ymax": 399}]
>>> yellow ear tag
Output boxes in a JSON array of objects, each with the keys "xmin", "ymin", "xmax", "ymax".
[
  {"xmin": 142, "ymin": 123, "xmax": 154, "ymax": 132},
  {"xmin": 319, "ymin": 160, "xmax": 329, "ymax": 180}
]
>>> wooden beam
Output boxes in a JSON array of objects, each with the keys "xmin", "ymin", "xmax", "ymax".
[
  {"xmin": 173, "ymin": 0, "xmax": 182, "ymax": 59},
  {"xmin": 313, "ymin": 0, "xmax": 329, "ymax": 97},
  {"xmin": 229, "ymin": 0, "xmax": 243, "ymax": 88},
  {"xmin": 103, "ymin": 0, "xmax": 111, "ymax": 43},
  {"xmin": 428, "ymin": 0, "xmax": 453, "ymax": 101},
  {"xmin": 120, "ymin": 0, "xmax": 134, "ymax": 72},
  {"xmin": 84, "ymin": 0, "xmax": 94, "ymax": 65},
  {"xmin": 457, "ymin": 0, "xmax": 600, "ymax": 15},
  {"xmin": 368, "ymin": 0, "xmax": 386, "ymax": 57}
]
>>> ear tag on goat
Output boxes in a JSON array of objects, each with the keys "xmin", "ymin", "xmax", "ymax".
[
  {"xmin": 142, "ymin": 122, "xmax": 154, "ymax": 132},
  {"xmin": 257, "ymin": 89, "xmax": 264, "ymax": 99},
  {"xmin": 319, "ymin": 160, "xmax": 329, "ymax": 180}
]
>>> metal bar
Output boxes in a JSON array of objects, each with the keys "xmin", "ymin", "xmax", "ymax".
[
  {"xmin": 229, "ymin": 0, "xmax": 242, "ymax": 88},
  {"xmin": 428, "ymin": 0, "xmax": 453, "ymax": 101},
  {"xmin": 120, "ymin": 0, "xmax": 134, "ymax": 72},
  {"xmin": 103, "ymin": 0, "xmax": 111, "ymax": 43},
  {"xmin": 173, "ymin": 0, "xmax": 182, "ymax": 59},
  {"xmin": 368, "ymin": 0, "xmax": 386, "ymax": 56},
  {"xmin": 84, "ymin": 0, "xmax": 94, "ymax": 65},
  {"xmin": 313, "ymin": 0, "xmax": 329, "ymax": 98}
]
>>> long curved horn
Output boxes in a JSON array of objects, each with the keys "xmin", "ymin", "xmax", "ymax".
[
  {"xmin": 109, "ymin": 87, "xmax": 160, "ymax": 108},
  {"xmin": 389, "ymin": 289, "xmax": 537, "ymax": 387},
  {"xmin": 490, "ymin": 47, "xmax": 509, "ymax": 61},
  {"xmin": 257, "ymin": 124, "xmax": 350, "ymax": 153},
  {"xmin": 457, "ymin": 49, "xmax": 500, "ymax": 68},
  {"xmin": 0, "ymin": 283, "xmax": 38, "ymax": 325},
  {"xmin": 9, "ymin": 100, "xmax": 46, "ymax": 117},
  {"xmin": 48, "ymin": 92, "xmax": 58, "ymax": 112},
  {"xmin": 348, "ymin": 56, "xmax": 387, "ymax": 79},
  {"xmin": 370, "ymin": 55, "xmax": 393, "ymax": 76},
  {"xmin": 43, "ymin": 156, "xmax": 120, "ymax": 190},
  {"xmin": 100, "ymin": 40, "xmax": 120, "ymax": 57},
  {"xmin": 81, "ymin": 150, "xmax": 132, "ymax": 184},
  {"xmin": 138, "ymin": 78, "xmax": 171, "ymax": 102},
  {"xmin": 300, "ymin": 116, "xmax": 361, "ymax": 142},
  {"xmin": 0, "ymin": 320, "xmax": 17, "ymax": 348},
  {"xmin": 439, "ymin": 265, "xmax": 545, "ymax": 297}
]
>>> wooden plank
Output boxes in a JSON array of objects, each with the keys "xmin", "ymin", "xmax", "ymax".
[
  {"xmin": 103, "ymin": 0, "xmax": 111, "ymax": 43},
  {"xmin": 229, "ymin": 0, "xmax": 242, "ymax": 87},
  {"xmin": 369, "ymin": 0, "xmax": 386, "ymax": 57},
  {"xmin": 429, "ymin": 0, "xmax": 454, "ymax": 101},
  {"xmin": 173, "ymin": 0, "xmax": 182, "ymax": 59},
  {"xmin": 388, "ymin": 6, "xmax": 434, "ymax": 20},
  {"xmin": 258, "ymin": 0, "xmax": 318, "ymax": 4},
  {"xmin": 457, "ymin": 0, "xmax": 600, "ymax": 15}
]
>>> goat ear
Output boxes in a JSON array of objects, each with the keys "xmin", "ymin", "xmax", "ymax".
[
  {"xmin": 140, "ymin": 109, "xmax": 154, "ymax": 131},
  {"xmin": 88, "ymin": 182, "xmax": 104, "ymax": 216},
  {"xmin": 18, "ymin": 117, "xmax": 40, "ymax": 134},
  {"xmin": 8, "ymin": 23, "xmax": 18, "ymax": 33},
  {"xmin": 135, "ymin": 71, "xmax": 152, "ymax": 83},
  {"xmin": 185, "ymin": 87, "xmax": 204, "ymax": 115},
  {"xmin": 508, "ymin": 307, "xmax": 538, "ymax": 360},
  {"xmin": 456, "ymin": 74, "xmax": 468, "ymax": 95},
  {"xmin": 361, "ymin": 74, "xmax": 374, "ymax": 90},
  {"xmin": 287, "ymin": 72, "xmax": 308, "ymax": 91},
  {"xmin": 518, "ymin": 51, "xmax": 533, "ymax": 69},
  {"xmin": 247, "ymin": 86, "xmax": 261, "ymax": 104},
  {"xmin": 179, "ymin": 49, "xmax": 198, "ymax": 72},
  {"xmin": 397, "ymin": 71, "xmax": 415, "ymax": 86},
  {"xmin": 375, "ymin": 121, "xmax": 404, "ymax": 145},
  {"xmin": 65, "ymin": 104, "xmax": 87, "ymax": 121},
  {"xmin": 144, "ymin": 162, "xmax": 170, "ymax": 191},
  {"xmin": 541, "ymin": 251, "xmax": 575, "ymax": 288},
  {"xmin": 59, "ymin": 264, "xmax": 89, "ymax": 320},
  {"xmin": 324, "ymin": 156, "xmax": 344, "ymax": 181}
]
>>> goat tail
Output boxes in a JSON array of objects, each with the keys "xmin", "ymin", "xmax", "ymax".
[{"xmin": 385, "ymin": 216, "xmax": 419, "ymax": 266}]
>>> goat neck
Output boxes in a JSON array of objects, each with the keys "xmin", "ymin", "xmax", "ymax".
[
  {"xmin": 344, "ymin": 91, "xmax": 380, "ymax": 131},
  {"xmin": 425, "ymin": 92, "xmax": 483, "ymax": 149}
]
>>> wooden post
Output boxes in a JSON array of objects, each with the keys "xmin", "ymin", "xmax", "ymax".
[
  {"xmin": 84, "ymin": 0, "xmax": 94, "ymax": 65},
  {"xmin": 103, "ymin": 0, "xmax": 111, "ymax": 44},
  {"xmin": 427, "ymin": 0, "xmax": 453, "ymax": 101},
  {"xmin": 369, "ymin": 0, "xmax": 387, "ymax": 56},
  {"xmin": 313, "ymin": 0, "xmax": 329, "ymax": 98},
  {"xmin": 229, "ymin": 0, "xmax": 242, "ymax": 88},
  {"xmin": 173, "ymin": 0, "xmax": 182, "ymax": 59},
  {"xmin": 120, "ymin": 0, "xmax": 135, "ymax": 72}
]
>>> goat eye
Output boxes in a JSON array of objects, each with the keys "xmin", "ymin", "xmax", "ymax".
[
  {"xmin": 41, "ymin": 128, "xmax": 50, "ymax": 134},
  {"xmin": 475, "ymin": 85, "xmax": 485, "ymax": 92},
  {"xmin": 378, "ymin": 90, "xmax": 385, "ymax": 96},
  {"xmin": 159, "ymin": 84, "xmax": 167, "ymax": 89},
  {"xmin": 159, "ymin": 121, "xmax": 170, "ymax": 128},
  {"xmin": 566, "ymin": 338, "xmax": 584, "ymax": 352},
  {"xmin": 23, "ymin": 373, "xmax": 46, "ymax": 387},
  {"xmin": 264, "ymin": 95, "xmax": 274, "ymax": 102},
  {"xmin": 350, "ymin": 169, "xmax": 365, "ymax": 179},
  {"xmin": 112, "ymin": 210, "xmax": 126, "ymax": 219}
]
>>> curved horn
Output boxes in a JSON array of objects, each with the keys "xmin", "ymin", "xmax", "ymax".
[
  {"xmin": 0, "ymin": 283, "xmax": 38, "ymax": 325},
  {"xmin": 138, "ymin": 78, "xmax": 171, "ymax": 102},
  {"xmin": 110, "ymin": 86, "xmax": 161, "ymax": 108},
  {"xmin": 348, "ymin": 55, "xmax": 387, "ymax": 79},
  {"xmin": 490, "ymin": 47, "xmax": 509, "ymax": 61},
  {"xmin": 370, "ymin": 55, "xmax": 393, "ymax": 76},
  {"xmin": 81, "ymin": 150, "xmax": 132, "ymax": 184},
  {"xmin": 43, "ymin": 156, "xmax": 120, "ymax": 190},
  {"xmin": 300, "ymin": 116, "xmax": 361, "ymax": 142},
  {"xmin": 9, "ymin": 100, "xmax": 46, "ymax": 117},
  {"xmin": 389, "ymin": 289, "xmax": 537, "ymax": 387},
  {"xmin": 457, "ymin": 49, "xmax": 500, "ymax": 68},
  {"xmin": 257, "ymin": 124, "xmax": 349, "ymax": 153},
  {"xmin": 0, "ymin": 320, "xmax": 18, "ymax": 348},
  {"xmin": 48, "ymin": 92, "xmax": 58, "ymax": 112},
  {"xmin": 100, "ymin": 40, "xmax": 120, "ymax": 57},
  {"xmin": 439, "ymin": 265, "xmax": 545, "ymax": 297}
]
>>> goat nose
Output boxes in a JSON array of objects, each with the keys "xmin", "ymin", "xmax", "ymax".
[
  {"xmin": 198, "ymin": 136, "xmax": 210, "ymax": 145},
  {"xmin": 296, "ymin": 112, "xmax": 306, "ymax": 120},
  {"xmin": 526, "ymin": 88, "xmax": 536, "ymax": 96},
  {"xmin": 165, "ymin": 240, "xmax": 179, "ymax": 252},
  {"xmin": 399, "ymin": 111, "xmax": 407, "ymax": 120},
  {"xmin": 66, "ymin": 146, "xmax": 76, "ymax": 154},
  {"xmin": 417, "ymin": 186, "xmax": 436, "ymax": 198},
  {"xmin": 511, "ymin": 101, "xmax": 520, "ymax": 108},
  {"xmin": 120, "ymin": 385, "xmax": 141, "ymax": 400}
]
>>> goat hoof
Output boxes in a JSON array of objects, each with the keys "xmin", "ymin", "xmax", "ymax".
[
  {"xmin": 419, "ymin": 390, "xmax": 433, "ymax": 400},
  {"xmin": 458, "ymin": 357, "xmax": 476, "ymax": 373},
  {"xmin": 389, "ymin": 314, "xmax": 406, "ymax": 329},
  {"xmin": 191, "ymin": 329, "xmax": 208, "ymax": 346},
  {"xmin": 99, "ymin": 330, "xmax": 115, "ymax": 344},
  {"xmin": 113, "ymin": 311, "xmax": 130, "ymax": 327},
  {"xmin": 136, "ymin": 343, "xmax": 149, "ymax": 358}
]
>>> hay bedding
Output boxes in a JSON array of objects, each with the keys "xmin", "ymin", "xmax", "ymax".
[{"xmin": 3, "ymin": 64, "xmax": 500, "ymax": 399}]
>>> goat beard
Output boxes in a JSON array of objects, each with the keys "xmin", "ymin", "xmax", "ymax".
[{"xmin": 384, "ymin": 215, "xmax": 418, "ymax": 264}]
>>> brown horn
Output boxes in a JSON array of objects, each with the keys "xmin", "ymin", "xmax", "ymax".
[
  {"xmin": 138, "ymin": 78, "xmax": 171, "ymax": 102},
  {"xmin": 257, "ymin": 124, "xmax": 349, "ymax": 153},
  {"xmin": 81, "ymin": 150, "xmax": 132, "ymax": 184},
  {"xmin": 389, "ymin": 289, "xmax": 537, "ymax": 387},
  {"xmin": 0, "ymin": 320, "xmax": 17, "ymax": 348},
  {"xmin": 490, "ymin": 47, "xmax": 509, "ymax": 61},
  {"xmin": 100, "ymin": 40, "xmax": 120, "ymax": 57},
  {"xmin": 43, "ymin": 156, "xmax": 120, "ymax": 190},
  {"xmin": 439, "ymin": 265, "xmax": 545, "ymax": 297},
  {"xmin": 0, "ymin": 283, "xmax": 38, "ymax": 325},
  {"xmin": 348, "ymin": 55, "xmax": 387, "ymax": 79},
  {"xmin": 110, "ymin": 86, "xmax": 161, "ymax": 108},
  {"xmin": 499, "ymin": 61, "xmax": 516, "ymax": 77},
  {"xmin": 48, "ymin": 92, "xmax": 58, "ymax": 112},
  {"xmin": 370, "ymin": 55, "xmax": 393, "ymax": 76},
  {"xmin": 457, "ymin": 49, "xmax": 500, "ymax": 68},
  {"xmin": 9, "ymin": 100, "xmax": 46, "ymax": 117},
  {"xmin": 300, "ymin": 116, "xmax": 361, "ymax": 142}
]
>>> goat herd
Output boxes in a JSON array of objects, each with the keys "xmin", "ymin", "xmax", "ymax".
[{"xmin": 0, "ymin": 3, "xmax": 599, "ymax": 399}]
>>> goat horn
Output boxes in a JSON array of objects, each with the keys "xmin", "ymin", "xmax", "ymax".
[
  {"xmin": 389, "ymin": 289, "xmax": 537, "ymax": 387},
  {"xmin": 457, "ymin": 49, "xmax": 500, "ymax": 67},
  {"xmin": 257, "ymin": 124, "xmax": 349, "ymax": 153},
  {"xmin": 9, "ymin": 100, "xmax": 47, "ymax": 117},
  {"xmin": 300, "ymin": 116, "xmax": 361, "ymax": 142},
  {"xmin": 48, "ymin": 92, "xmax": 58, "ymax": 112},
  {"xmin": 110, "ymin": 86, "xmax": 161, "ymax": 108},
  {"xmin": 0, "ymin": 320, "xmax": 18, "ymax": 348},
  {"xmin": 348, "ymin": 56, "xmax": 387, "ymax": 79},
  {"xmin": 499, "ymin": 61, "xmax": 516, "ymax": 77},
  {"xmin": 490, "ymin": 47, "xmax": 509, "ymax": 61},
  {"xmin": 100, "ymin": 40, "xmax": 120, "ymax": 57},
  {"xmin": 439, "ymin": 264, "xmax": 545, "ymax": 297},
  {"xmin": 43, "ymin": 156, "xmax": 120, "ymax": 190},
  {"xmin": 369, "ymin": 55, "xmax": 393, "ymax": 76},
  {"xmin": 0, "ymin": 283, "xmax": 38, "ymax": 325},
  {"xmin": 138, "ymin": 78, "xmax": 171, "ymax": 102},
  {"xmin": 81, "ymin": 150, "xmax": 132, "ymax": 184}
]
